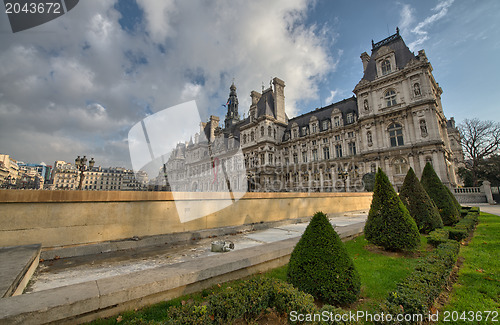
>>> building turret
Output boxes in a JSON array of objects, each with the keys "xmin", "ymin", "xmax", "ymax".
[{"xmin": 224, "ymin": 82, "xmax": 240, "ymax": 129}]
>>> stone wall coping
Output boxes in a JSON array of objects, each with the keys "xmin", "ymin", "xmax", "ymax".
[{"xmin": 0, "ymin": 190, "xmax": 372, "ymax": 203}]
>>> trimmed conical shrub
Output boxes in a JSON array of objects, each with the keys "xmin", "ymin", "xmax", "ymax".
[
  {"xmin": 399, "ymin": 168, "xmax": 443, "ymax": 233},
  {"xmin": 364, "ymin": 168, "xmax": 420, "ymax": 251},
  {"xmin": 287, "ymin": 211, "xmax": 360, "ymax": 305},
  {"xmin": 420, "ymin": 163, "xmax": 459, "ymax": 226},
  {"xmin": 445, "ymin": 186, "xmax": 462, "ymax": 214}
]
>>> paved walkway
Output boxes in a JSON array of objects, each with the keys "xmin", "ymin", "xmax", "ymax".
[
  {"xmin": 25, "ymin": 211, "xmax": 367, "ymax": 293},
  {"xmin": 474, "ymin": 203, "xmax": 500, "ymax": 216}
]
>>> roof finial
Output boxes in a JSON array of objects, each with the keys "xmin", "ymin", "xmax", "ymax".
[
  {"xmin": 262, "ymin": 82, "xmax": 264, "ymax": 92},
  {"xmin": 396, "ymin": 27, "xmax": 400, "ymax": 35}
]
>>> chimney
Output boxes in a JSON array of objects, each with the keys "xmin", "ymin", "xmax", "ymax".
[
  {"xmin": 209, "ymin": 115, "xmax": 219, "ymax": 142},
  {"xmin": 360, "ymin": 52, "xmax": 370, "ymax": 72},
  {"xmin": 272, "ymin": 77, "xmax": 286, "ymax": 123},
  {"xmin": 250, "ymin": 90, "xmax": 261, "ymax": 106}
]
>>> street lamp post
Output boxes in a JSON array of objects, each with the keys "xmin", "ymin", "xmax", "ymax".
[
  {"xmin": 339, "ymin": 170, "xmax": 349, "ymax": 192},
  {"xmin": 75, "ymin": 156, "xmax": 95, "ymax": 190}
]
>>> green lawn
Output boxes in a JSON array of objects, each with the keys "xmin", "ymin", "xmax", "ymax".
[{"xmin": 437, "ymin": 212, "xmax": 500, "ymax": 325}]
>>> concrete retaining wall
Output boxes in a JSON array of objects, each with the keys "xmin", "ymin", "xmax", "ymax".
[{"xmin": 0, "ymin": 190, "xmax": 372, "ymax": 249}]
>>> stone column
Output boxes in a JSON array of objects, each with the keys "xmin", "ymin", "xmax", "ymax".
[{"xmin": 319, "ymin": 168, "xmax": 324, "ymax": 192}]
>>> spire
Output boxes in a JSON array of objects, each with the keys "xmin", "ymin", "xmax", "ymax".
[{"xmin": 224, "ymin": 81, "xmax": 239, "ymax": 130}]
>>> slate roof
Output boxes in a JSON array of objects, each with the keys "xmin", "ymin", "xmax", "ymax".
[
  {"xmin": 282, "ymin": 96, "xmax": 358, "ymax": 140},
  {"xmin": 256, "ymin": 88, "xmax": 275, "ymax": 119},
  {"xmin": 362, "ymin": 34, "xmax": 416, "ymax": 82}
]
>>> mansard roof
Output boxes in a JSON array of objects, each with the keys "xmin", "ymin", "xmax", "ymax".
[
  {"xmin": 362, "ymin": 31, "xmax": 416, "ymax": 82},
  {"xmin": 285, "ymin": 96, "xmax": 358, "ymax": 133}
]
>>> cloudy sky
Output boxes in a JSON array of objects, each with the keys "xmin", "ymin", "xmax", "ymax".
[{"xmin": 1, "ymin": 0, "xmax": 499, "ymax": 174}]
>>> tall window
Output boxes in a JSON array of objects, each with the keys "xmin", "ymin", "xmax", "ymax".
[
  {"xmin": 302, "ymin": 126, "xmax": 308, "ymax": 136},
  {"xmin": 370, "ymin": 163, "xmax": 376, "ymax": 173},
  {"xmin": 348, "ymin": 142, "xmax": 356, "ymax": 155},
  {"xmin": 346, "ymin": 113, "xmax": 354, "ymax": 124},
  {"xmin": 293, "ymin": 153, "xmax": 298, "ymax": 164},
  {"xmin": 335, "ymin": 144, "xmax": 343, "ymax": 158},
  {"xmin": 381, "ymin": 59, "xmax": 391, "ymax": 75},
  {"xmin": 268, "ymin": 126, "xmax": 272, "ymax": 136},
  {"xmin": 367, "ymin": 131, "xmax": 373, "ymax": 145},
  {"xmin": 312, "ymin": 149, "xmax": 318, "ymax": 161},
  {"xmin": 260, "ymin": 154, "xmax": 265, "ymax": 165},
  {"xmin": 302, "ymin": 151, "xmax": 308, "ymax": 163},
  {"xmin": 393, "ymin": 158, "xmax": 408, "ymax": 175},
  {"xmin": 251, "ymin": 131, "xmax": 255, "ymax": 141},
  {"xmin": 334, "ymin": 116, "xmax": 340, "ymax": 127},
  {"xmin": 323, "ymin": 146, "xmax": 330, "ymax": 160},
  {"xmin": 268, "ymin": 153, "xmax": 273, "ymax": 165},
  {"xmin": 243, "ymin": 134, "xmax": 247, "ymax": 144},
  {"xmin": 261, "ymin": 126, "xmax": 264, "ymax": 137},
  {"xmin": 385, "ymin": 90, "xmax": 397, "ymax": 107},
  {"xmin": 334, "ymin": 135, "xmax": 340, "ymax": 141},
  {"xmin": 293, "ymin": 129, "xmax": 298, "ymax": 138},
  {"xmin": 388, "ymin": 123, "xmax": 404, "ymax": 147}
]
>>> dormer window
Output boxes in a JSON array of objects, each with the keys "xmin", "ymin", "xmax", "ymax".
[
  {"xmin": 322, "ymin": 120, "xmax": 329, "ymax": 130},
  {"xmin": 381, "ymin": 59, "xmax": 391, "ymax": 75},
  {"xmin": 385, "ymin": 90, "xmax": 397, "ymax": 107},
  {"xmin": 333, "ymin": 116, "xmax": 340, "ymax": 127},
  {"xmin": 301, "ymin": 126, "xmax": 308, "ymax": 136},
  {"xmin": 312, "ymin": 124, "xmax": 317, "ymax": 133}
]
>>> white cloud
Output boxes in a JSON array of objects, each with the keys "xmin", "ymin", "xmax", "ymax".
[
  {"xmin": 407, "ymin": 0, "xmax": 455, "ymax": 50},
  {"xmin": 325, "ymin": 89, "xmax": 339, "ymax": 105},
  {"xmin": 0, "ymin": 0, "xmax": 334, "ymax": 171},
  {"xmin": 399, "ymin": 4, "xmax": 415, "ymax": 32}
]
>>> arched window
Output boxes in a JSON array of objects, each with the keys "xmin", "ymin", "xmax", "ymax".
[
  {"xmin": 367, "ymin": 131, "xmax": 373, "ymax": 145},
  {"xmin": 388, "ymin": 123, "xmax": 404, "ymax": 147},
  {"xmin": 273, "ymin": 129, "xmax": 277, "ymax": 139},
  {"xmin": 260, "ymin": 126, "xmax": 264, "ymax": 137},
  {"xmin": 393, "ymin": 157, "xmax": 408, "ymax": 175},
  {"xmin": 385, "ymin": 90, "xmax": 397, "ymax": 107},
  {"xmin": 268, "ymin": 126, "xmax": 272, "ymax": 136},
  {"xmin": 381, "ymin": 59, "xmax": 391, "ymax": 75},
  {"xmin": 251, "ymin": 131, "xmax": 255, "ymax": 141},
  {"xmin": 420, "ymin": 120, "xmax": 428, "ymax": 137},
  {"xmin": 243, "ymin": 134, "xmax": 247, "ymax": 144}
]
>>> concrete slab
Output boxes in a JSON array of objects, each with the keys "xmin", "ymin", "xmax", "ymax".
[
  {"xmin": 245, "ymin": 228, "xmax": 301, "ymax": 243},
  {"xmin": 0, "ymin": 244, "xmax": 41, "ymax": 298}
]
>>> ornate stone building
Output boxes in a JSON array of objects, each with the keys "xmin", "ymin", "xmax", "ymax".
[{"xmin": 164, "ymin": 29, "xmax": 462, "ymax": 192}]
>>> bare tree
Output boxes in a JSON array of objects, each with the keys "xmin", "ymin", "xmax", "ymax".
[{"xmin": 458, "ymin": 118, "xmax": 500, "ymax": 185}]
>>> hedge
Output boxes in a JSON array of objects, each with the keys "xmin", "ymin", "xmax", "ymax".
[
  {"xmin": 420, "ymin": 163, "xmax": 459, "ymax": 226},
  {"xmin": 382, "ymin": 241, "xmax": 460, "ymax": 322},
  {"xmin": 399, "ymin": 168, "xmax": 443, "ymax": 233},
  {"xmin": 364, "ymin": 168, "xmax": 420, "ymax": 251},
  {"xmin": 287, "ymin": 211, "xmax": 361, "ymax": 305}
]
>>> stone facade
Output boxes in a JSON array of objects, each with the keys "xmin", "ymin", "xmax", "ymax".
[{"xmin": 164, "ymin": 30, "xmax": 462, "ymax": 192}]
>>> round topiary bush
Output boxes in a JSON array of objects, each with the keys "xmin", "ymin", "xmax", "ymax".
[
  {"xmin": 420, "ymin": 163, "xmax": 459, "ymax": 226},
  {"xmin": 364, "ymin": 168, "xmax": 420, "ymax": 251},
  {"xmin": 399, "ymin": 168, "xmax": 443, "ymax": 233},
  {"xmin": 287, "ymin": 211, "xmax": 361, "ymax": 305}
]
